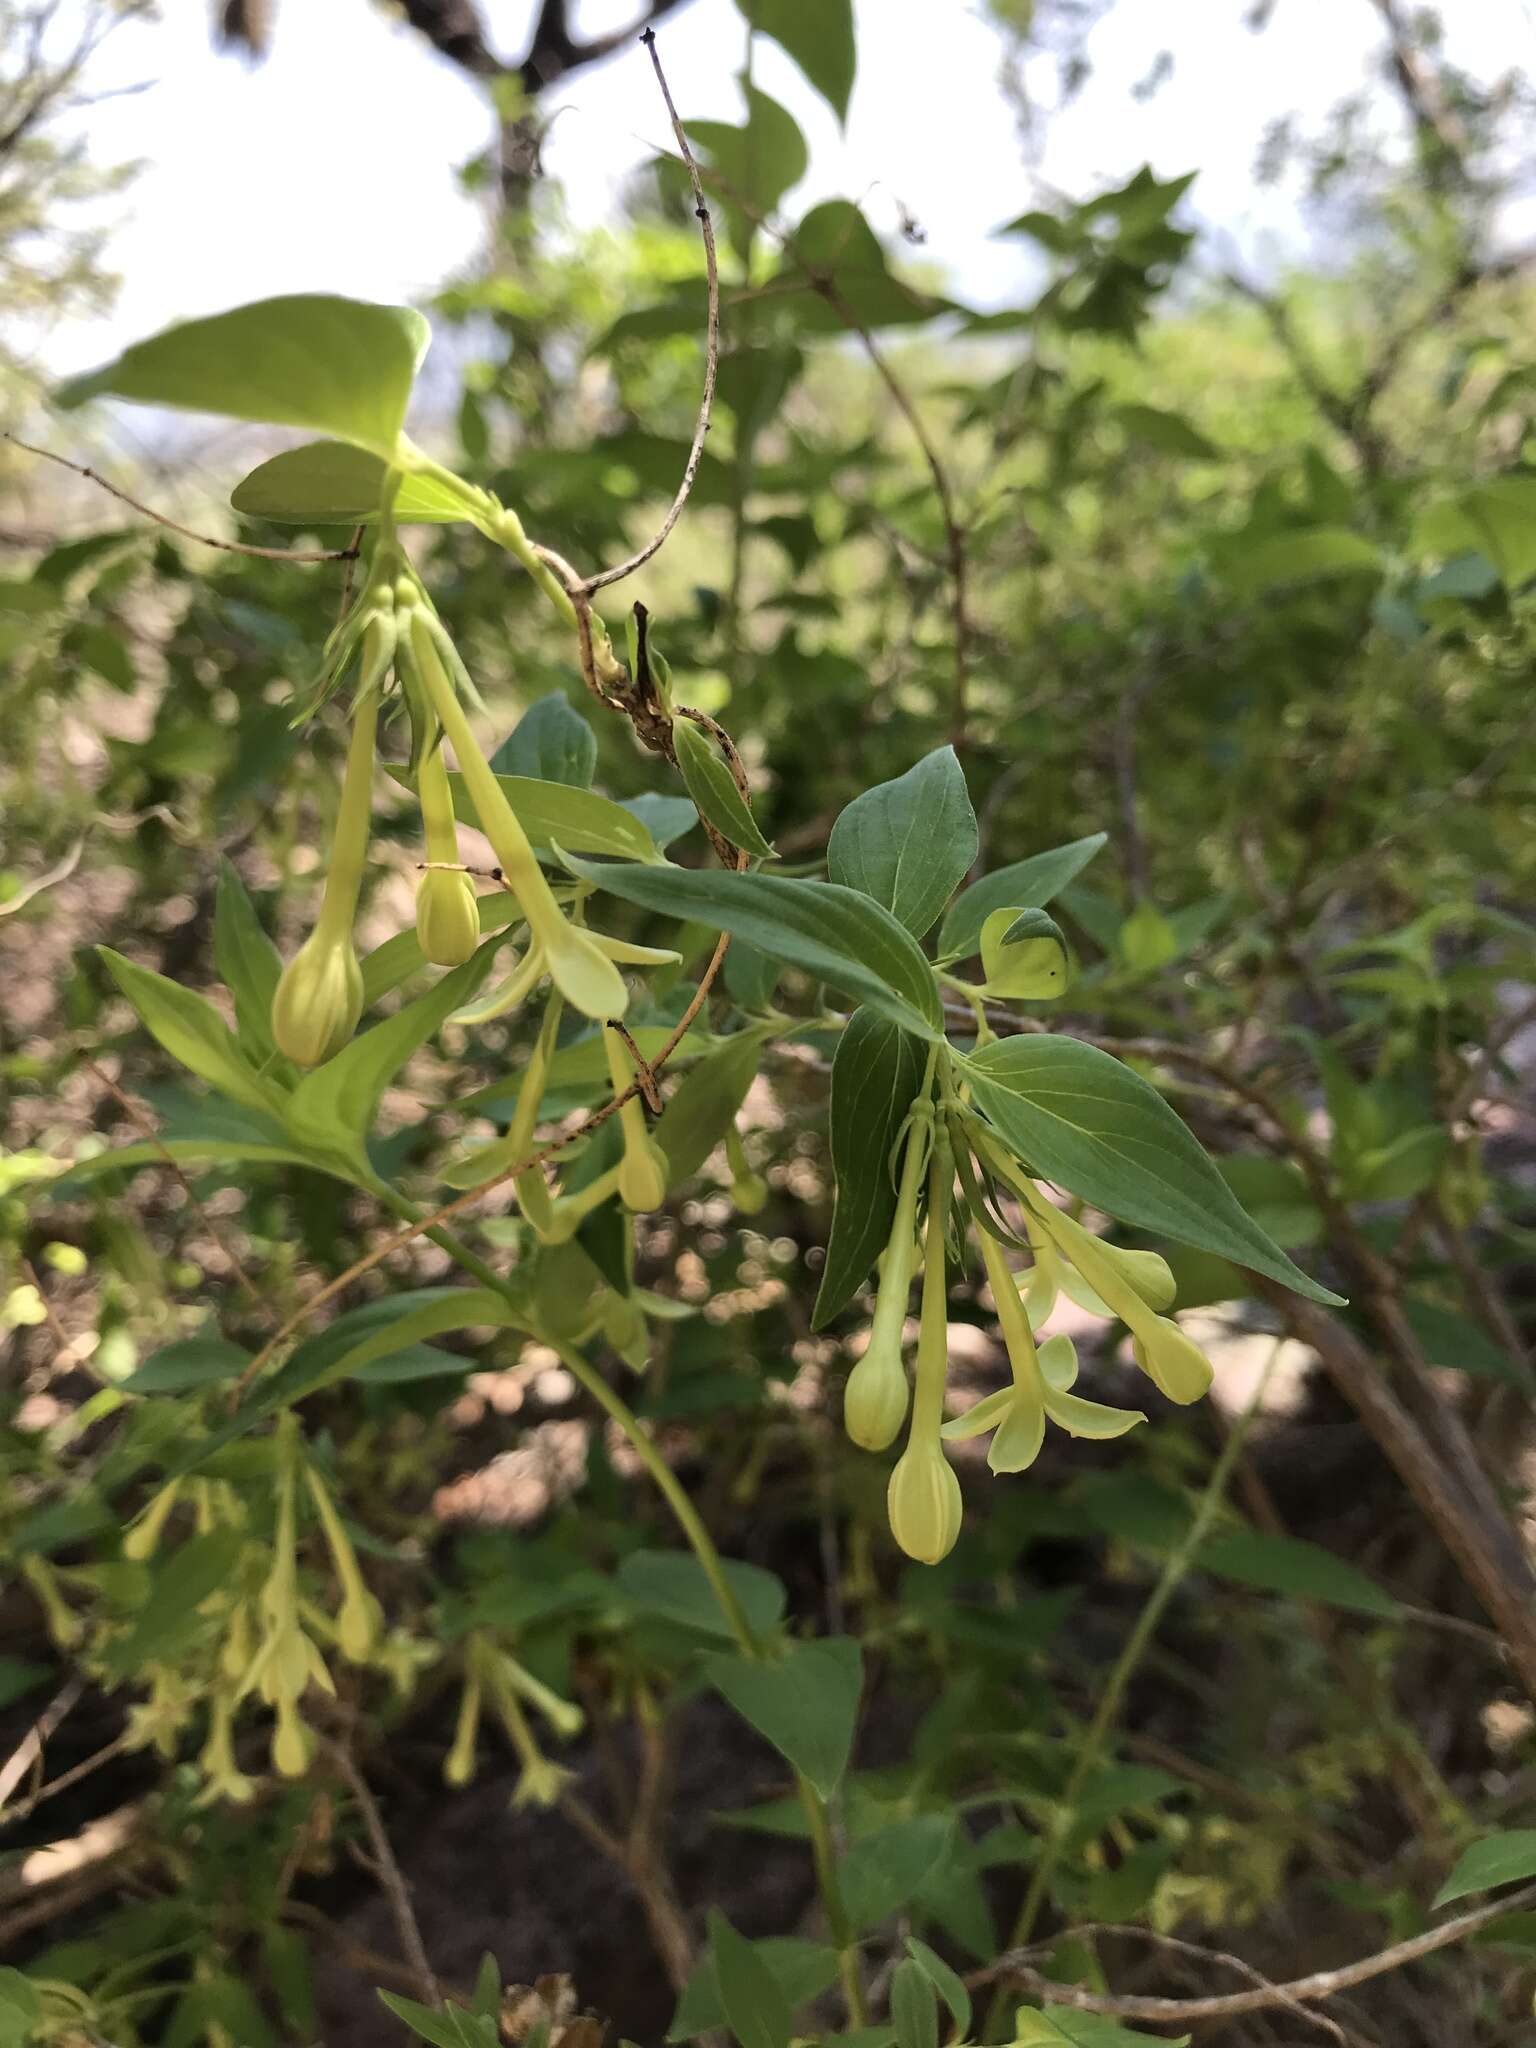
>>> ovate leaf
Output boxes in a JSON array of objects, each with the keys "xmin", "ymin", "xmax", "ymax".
[
  {"xmin": 705, "ymin": 1637, "xmax": 862, "ymax": 1798},
  {"xmin": 1200, "ymin": 1530, "xmax": 1399, "ymax": 1617},
  {"xmin": 489, "ymin": 695, "xmax": 597, "ymax": 789},
  {"xmin": 827, "ymin": 746, "xmax": 977, "ymax": 939},
  {"xmin": 564, "ymin": 859, "xmax": 944, "ymax": 1042},
  {"xmin": 963, "ymin": 1035, "xmax": 1343, "ymax": 1303},
  {"xmin": 673, "ymin": 718, "xmax": 776, "ymax": 860},
  {"xmin": 1225, "ymin": 527, "xmax": 1383, "ymax": 596},
  {"xmin": 813, "ymin": 1007, "xmax": 926, "ymax": 1326},
  {"xmin": 669, "ymin": 1940, "xmax": 839, "ymax": 2042},
  {"xmin": 655, "ymin": 1030, "xmax": 767, "ymax": 1186},
  {"xmin": 58, "ymin": 295, "xmax": 430, "ymax": 458},
  {"xmin": 740, "ymin": 0, "xmax": 856, "ymax": 122},
  {"xmin": 704, "ymin": 1914, "xmax": 793, "ymax": 2048}
]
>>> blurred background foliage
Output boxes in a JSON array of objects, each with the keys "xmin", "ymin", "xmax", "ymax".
[{"xmin": 1, "ymin": 3, "xmax": 1535, "ymax": 2046}]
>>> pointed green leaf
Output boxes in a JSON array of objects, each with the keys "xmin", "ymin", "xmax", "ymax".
[
  {"xmin": 231, "ymin": 440, "xmax": 465, "ymax": 524},
  {"xmin": 432, "ymin": 771, "xmax": 665, "ymax": 864},
  {"xmin": 673, "ymin": 718, "xmax": 776, "ymax": 861},
  {"xmin": 813, "ymin": 1006, "xmax": 926, "ymax": 1327},
  {"xmin": 655, "ymin": 1030, "xmax": 767, "ymax": 1186},
  {"xmin": 58, "ymin": 295, "xmax": 430, "ymax": 458},
  {"xmin": 902, "ymin": 1939, "xmax": 970, "ymax": 2037},
  {"xmin": 98, "ymin": 948, "xmax": 286, "ymax": 1120},
  {"xmin": 563, "ymin": 859, "xmax": 944, "ymax": 1042},
  {"xmin": 668, "ymin": 1941, "xmax": 839, "ymax": 2042},
  {"xmin": 963, "ymin": 1034, "xmax": 1343, "ymax": 1304},
  {"xmin": 1225, "ymin": 527, "xmax": 1383, "ymax": 596},
  {"xmin": 841, "ymin": 1814, "xmax": 956, "ymax": 1931},
  {"xmin": 489, "ymin": 695, "xmax": 598, "ymax": 789},
  {"xmin": 1200, "ymin": 1531, "xmax": 1399, "ymax": 1617},
  {"xmin": 1434, "ymin": 1832, "xmax": 1536, "ymax": 1910},
  {"xmin": 705, "ymin": 1638, "xmax": 862, "ymax": 1798},
  {"xmin": 616, "ymin": 1550, "xmax": 786, "ymax": 1641},
  {"xmin": 707, "ymin": 1912, "xmax": 793, "ymax": 2048},
  {"xmin": 890, "ymin": 1961, "xmax": 938, "ymax": 2048},
  {"xmin": 740, "ymin": 0, "xmax": 855, "ymax": 122},
  {"xmin": 939, "ymin": 834, "xmax": 1107, "ymax": 961},
  {"xmin": 827, "ymin": 746, "xmax": 977, "ymax": 939},
  {"xmin": 122, "ymin": 1335, "xmax": 252, "ymax": 1395},
  {"xmin": 214, "ymin": 860, "xmax": 283, "ymax": 1058}
]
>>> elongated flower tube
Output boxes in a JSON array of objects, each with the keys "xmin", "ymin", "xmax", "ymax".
[
  {"xmin": 271, "ymin": 680, "xmax": 381, "ymax": 1066},
  {"xmin": 415, "ymin": 734, "xmax": 480, "ymax": 967},
  {"xmin": 403, "ymin": 598, "xmax": 626, "ymax": 1020},
  {"xmin": 1015, "ymin": 1188, "xmax": 1212, "ymax": 1405},
  {"xmin": 444, "ymin": 1657, "xmax": 483, "ymax": 1787},
  {"xmin": 603, "ymin": 1025, "xmax": 669, "ymax": 1213},
  {"xmin": 844, "ymin": 1106, "xmax": 930, "ymax": 1451},
  {"xmin": 887, "ymin": 1128, "xmax": 963, "ymax": 1564},
  {"xmin": 303, "ymin": 1463, "xmax": 382, "ymax": 1662}
]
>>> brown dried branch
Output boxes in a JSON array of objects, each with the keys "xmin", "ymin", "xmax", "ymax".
[
  {"xmin": 328, "ymin": 1742, "xmax": 440, "ymax": 2006},
  {"xmin": 4, "ymin": 435, "xmax": 362, "ymax": 565},
  {"xmin": 981, "ymin": 1879, "xmax": 1536, "ymax": 2026}
]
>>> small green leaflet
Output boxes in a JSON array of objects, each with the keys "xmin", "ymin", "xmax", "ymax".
[
  {"xmin": 58, "ymin": 295, "xmax": 430, "ymax": 461},
  {"xmin": 1224, "ymin": 527, "xmax": 1384, "ymax": 596},
  {"xmin": 890, "ymin": 1961, "xmax": 938, "ymax": 2048},
  {"xmin": 376, "ymin": 1991, "xmax": 498, "ymax": 2048},
  {"xmin": 813, "ymin": 1007, "xmax": 926, "ymax": 1327},
  {"xmin": 840, "ymin": 1814, "xmax": 955, "ymax": 1931},
  {"xmin": 669, "ymin": 1939, "xmax": 839, "ymax": 2042},
  {"xmin": 939, "ymin": 833, "xmax": 1107, "ymax": 961},
  {"xmin": 616, "ymin": 1549, "xmax": 786, "ymax": 1641},
  {"xmin": 702, "ymin": 1915, "xmax": 793, "ymax": 2048},
  {"xmin": 1199, "ymin": 1530, "xmax": 1399, "ymax": 1618},
  {"xmin": 673, "ymin": 717, "xmax": 776, "ymax": 861},
  {"xmin": 438, "ymin": 770, "xmax": 667, "ymax": 865},
  {"xmin": 827, "ymin": 746, "xmax": 977, "ymax": 939},
  {"xmin": 963, "ymin": 1034, "xmax": 1343, "ymax": 1304},
  {"xmin": 231, "ymin": 440, "xmax": 466, "ymax": 525},
  {"xmin": 563, "ymin": 857, "xmax": 944, "ymax": 1042},
  {"xmin": 214, "ymin": 860, "xmax": 283, "ymax": 1059},
  {"xmin": 655, "ymin": 1030, "xmax": 767, "ymax": 1186},
  {"xmin": 739, "ymin": 0, "xmax": 855, "ymax": 123},
  {"xmin": 705, "ymin": 1637, "xmax": 862, "ymax": 1797},
  {"xmin": 1433, "ymin": 1832, "xmax": 1536, "ymax": 1910}
]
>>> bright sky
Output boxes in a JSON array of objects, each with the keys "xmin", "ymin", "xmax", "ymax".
[{"xmin": 46, "ymin": 0, "xmax": 1536, "ymax": 377}]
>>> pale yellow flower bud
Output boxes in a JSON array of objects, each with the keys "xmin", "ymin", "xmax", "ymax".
[
  {"xmin": 416, "ymin": 866, "xmax": 481, "ymax": 967},
  {"xmin": 887, "ymin": 1435, "xmax": 963, "ymax": 1565},
  {"xmin": 272, "ymin": 925, "xmax": 363, "ymax": 1067}
]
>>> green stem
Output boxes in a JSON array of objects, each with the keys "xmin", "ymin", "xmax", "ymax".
[
  {"xmin": 985, "ymin": 1340, "xmax": 1283, "ymax": 2037},
  {"xmin": 315, "ymin": 689, "xmax": 381, "ymax": 945}
]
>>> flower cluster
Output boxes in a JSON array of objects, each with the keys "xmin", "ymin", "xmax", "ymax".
[{"xmin": 845, "ymin": 1096, "xmax": 1214, "ymax": 1566}]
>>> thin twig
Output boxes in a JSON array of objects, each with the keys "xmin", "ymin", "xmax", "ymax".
[
  {"xmin": 4, "ymin": 435, "xmax": 362, "ymax": 565},
  {"xmin": 980, "ymin": 1879, "xmax": 1536, "ymax": 2026},
  {"xmin": 0, "ymin": 1733, "xmax": 131, "ymax": 1828},
  {"xmin": 0, "ymin": 1678, "xmax": 83, "ymax": 1813},
  {"xmin": 578, "ymin": 27, "xmax": 719, "ymax": 597},
  {"xmin": 328, "ymin": 1742, "xmax": 440, "ymax": 2005}
]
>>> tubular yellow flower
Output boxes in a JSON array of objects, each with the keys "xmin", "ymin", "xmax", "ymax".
[
  {"xmin": 444, "ymin": 1657, "xmax": 483, "ymax": 1788},
  {"xmin": 886, "ymin": 1130, "xmax": 963, "ymax": 1564},
  {"xmin": 123, "ymin": 1477, "xmax": 183, "ymax": 1561},
  {"xmin": 271, "ymin": 685, "xmax": 380, "ymax": 1067},
  {"xmin": 404, "ymin": 602, "xmax": 626, "ymax": 1020},
  {"xmin": 603, "ymin": 1024, "xmax": 669, "ymax": 1213}
]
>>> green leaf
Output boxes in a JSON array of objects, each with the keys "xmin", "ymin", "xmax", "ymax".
[
  {"xmin": 1416, "ymin": 477, "xmax": 1536, "ymax": 585},
  {"xmin": 123, "ymin": 1334, "xmax": 251, "ymax": 1395},
  {"xmin": 284, "ymin": 945, "xmax": 496, "ymax": 1167},
  {"xmin": 360, "ymin": 893, "xmax": 522, "ymax": 1008},
  {"xmin": 489, "ymin": 695, "xmax": 597, "ymax": 789},
  {"xmin": 376, "ymin": 1991, "xmax": 497, "ymax": 2048},
  {"xmin": 1401, "ymin": 1296, "xmax": 1531, "ymax": 1388},
  {"xmin": 1013, "ymin": 2015, "xmax": 1188, "ymax": 2047},
  {"xmin": 1225, "ymin": 527, "xmax": 1384, "ymax": 595},
  {"xmin": 1200, "ymin": 1530, "xmax": 1400, "ymax": 1617},
  {"xmin": 841, "ymin": 1814, "xmax": 956, "ymax": 1931},
  {"xmin": 673, "ymin": 719, "xmax": 776, "ymax": 861},
  {"xmin": 214, "ymin": 861, "xmax": 283, "ymax": 1059},
  {"xmin": 669, "ymin": 1940, "xmax": 839, "ymax": 2041},
  {"xmin": 439, "ymin": 771, "xmax": 667, "ymax": 864},
  {"xmin": 274, "ymin": 1287, "xmax": 520, "ymax": 1403},
  {"xmin": 963, "ymin": 1035, "xmax": 1343, "ymax": 1304},
  {"xmin": 563, "ymin": 859, "xmax": 944, "ymax": 1042},
  {"xmin": 0, "ymin": 1969, "xmax": 42, "ymax": 2048},
  {"xmin": 980, "ymin": 907, "xmax": 1069, "ymax": 999},
  {"xmin": 621, "ymin": 793, "xmax": 699, "ymax": 850},
  {"xmin": 827, "ymin": 746, "xmax": 977, "ymax": 939},
  {"xmin": 813, "ymin": 1007, "xmax": 927, "ymax": 1327},
  {"xmin": 890, "ymin": 1962, "xmax": 938, "ymax": 2048},
  {"xmin": 98, "ymin": 948, "xmax": 286, "ymax": 1120},
  {"xmin": 939, "ymin": 834, "xmax": 1107, "ymax": 962},
  {"xmin": 705, "ymin": 1637, "xmax": 862, "ymax": 1798},
  {"xmin": 689, "ymin": 85, "xmax": 807, "ymax": 222},
  {"xmin": 616, "ymin": 1549, "xmax": 786, "ymax": 1641},
  {"xmin": 58, "ymin": 295, "xmax": 430, "ymax": 459},
  {"xmin": 102, "ymin": 1527, "xmax": 246, "ymax": 1677},
  {"xmin": 1114, "ymin": 403, "xmax": 1218, "ymax": 459},
  {"xmin": 740, "ymin": 0, "xmax": 855, "ymax": 122},
  {"xmin": 231, "ymin": 440, "xmax": 465, "ymax": 524},
  {"xmin": 1433, "ymin": 1832, "xmax": 1536, "ymax": 1909},
  {"xmin": 902, "ymin": 1938, "xmax": 970, "ymax": 2037},
  {"xmin": 655, "ymin": 1031, "xmax": 766, "ymax": 1186},
  {"xmin": 703, "ymin": 1916, "xmax": 794, "ymax": 2048}
]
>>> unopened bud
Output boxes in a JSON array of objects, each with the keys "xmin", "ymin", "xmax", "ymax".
[
  {"xmin": 887, "ymin": 1436, "xmax": 963, "ymax": 1565},
  {"xmin": 1132, "ymin": 1316, "xmax": 1214, "ymax": 1404},
  {"xmin": 416, "ymin": 866, "xmax": 481, "ymax": 967},
  {"xmin": 271, "ymin": 926, "xmax": 363, "ymax": 1067}
]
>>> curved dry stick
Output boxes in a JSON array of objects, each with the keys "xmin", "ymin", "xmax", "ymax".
[
  {"xmin": 4, "ymin": 435, "xmax": 361, "ymax": 565},
  {"xmin": 578, "ymin": 27, "xmax": 720, "ymax": 598},
  {"xmin": 982, "ymin": 1879, "xmax": 1536, "ymax": 2025}
]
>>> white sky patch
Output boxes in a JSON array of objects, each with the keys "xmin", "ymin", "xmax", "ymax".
[{"xmin": 37, "ymin": 0, "xmax": 1536, "ymax": 377}]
